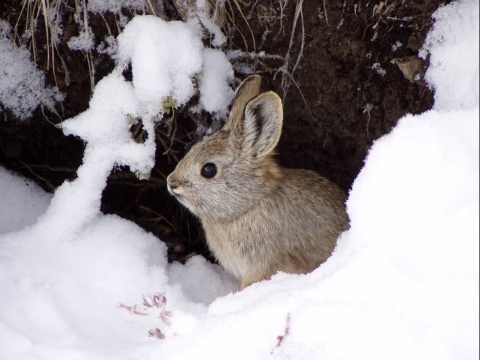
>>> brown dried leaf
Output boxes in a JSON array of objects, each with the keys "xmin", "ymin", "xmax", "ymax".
[
  {"xmin": 148, "ymin": 328, "xmax": 165, "ymax": 340},
  {"xmin": 396, "ymin": 56, "xmax": 426, "ymax": 82}
]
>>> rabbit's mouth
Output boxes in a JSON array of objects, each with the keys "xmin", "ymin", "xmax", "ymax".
[
  {"xmin": 167, "ymin": 184, "xmax": 189, "ymax": 204},
  {"xmin": 167, "ymin": 185, "xmax": 182, "ymax": 198},
  {"xmin": 167, "ymin": 185, "xmax": 197, "ymax": 213},
  {"xmin": 172, "ymin": 192, "xmax": 183, "ymax": 199}
]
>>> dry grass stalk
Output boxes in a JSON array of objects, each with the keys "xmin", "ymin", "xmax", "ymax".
[
  {"xmin": 13, "ymin": 0, "xmax": 64, "ymax": 87},
  {"xmin": 276, "ymin": 0, "xmax": 305, "ymax": 100}
]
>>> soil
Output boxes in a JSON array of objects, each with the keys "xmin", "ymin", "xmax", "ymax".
[{"xmin": 0, "ymin": 0, "xmax": 451, "ymax": 263}]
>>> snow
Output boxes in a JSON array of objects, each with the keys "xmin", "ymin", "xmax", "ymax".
[
  {"xmin": 371, "ymin": 62, "xmax": 386, "ymax": 76},
  {"xmin": 422, "ymin": 0, "xmax": 479, "ymax": 111},
  {"xmin": 115, "ymin": 15, "xmax": 233, "ymax": 118},
  {"xmin": 0, "ymin": 0, "xmax": 478, "ymax": 359},
  {"xmin": 87, "ymin": 0, "xmax": 145, "ymax": 14},
  {"xmin": 67, "ymin": 30, "xmax": 96, "ymax": 52},
  {"xmin": 199, "ymin": 48, "xmax": 235, "ymax": 116},
  {"xmin": 194, "ymin": 0, "xmax": 227, "ymax": 47},
  {"xmin": 0, "ymin": 168, "xmax": 52, "ymax": 235},
  {"xmin": 392, "ymin": 40, "xmax": 403, "ymax": 52},
  {"xmin": 0, "ymin": 23, "xmax": 63, "ymax": 119}
]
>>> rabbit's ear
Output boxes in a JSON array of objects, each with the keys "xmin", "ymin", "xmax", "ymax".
[
  {"xmin": 226, "ymin": 75, "xmax": 262, "ymax": 134},
  {"xmin": 242, "ymin": 91, "xmax": 283, "ymax": 158}
]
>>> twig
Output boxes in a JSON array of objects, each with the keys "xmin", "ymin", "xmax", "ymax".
[
  {"xmin": 276, "ymin": 0, "xmax": 305, "ymax": 100},
  {"xmin": 162, "ymin": 117, "xmax": 178, "ymax": 155},
  {"xmin": 274, "ymin": 0, "xmax": 289, "ymax": 39},
  {"xmin": 271, "ymin": 313, "xmax": 291, "ymax": 354},
  {"xmin": 231, "ymin": 0, "xmax": 256, "ymax": 53},
  {"xmin": 17, "ymin": 159, "xmax": 55, "ymax": 191},
  {"xmin": 225, "ymin": 0, "xmax": 249, "ymax": 51},
  {"xmin": 227, "ymin": 51, "xmax": 283, "ymax": 63},
  {"xmin": 139, "ymin": 205, "xmax": 179, "ymax": 235},
  {"xmin": 277, "ymin": 69, "xmax": 315, "ymax": 124},
  {"xmin": 323, "ymin": 0, "xmax": 329, "ymax": 26},
  {"xmin": 15, "ymin": 163, "xmax": 75, "ymax": 173}
]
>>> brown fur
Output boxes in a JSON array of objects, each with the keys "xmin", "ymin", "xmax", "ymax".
[{"xmin": 167, "ymin": 75, "xmax": 349, "ymax": 289}]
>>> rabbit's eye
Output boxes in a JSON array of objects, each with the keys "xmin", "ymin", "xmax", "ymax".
[{"xmin": 201, "ymin": 163, "xmax": 217, "ymax": 179}]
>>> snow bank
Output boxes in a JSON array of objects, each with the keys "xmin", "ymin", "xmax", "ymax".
[{"xmin": 0, "ymin": 0, "xmax": 478, "ymax": 359}]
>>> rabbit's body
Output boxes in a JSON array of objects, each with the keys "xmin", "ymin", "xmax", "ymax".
[
  {"xmin": 202, "ymin": 168, "xmax": 348, "ymax": 288},
  {"xmin": 167, "ymin": 75, "xmax": 349, "ymax": 289}
]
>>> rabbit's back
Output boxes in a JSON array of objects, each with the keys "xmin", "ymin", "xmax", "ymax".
[{"xmin": 201, "ymin": 168, "xmax": 349, "ymax": 288}]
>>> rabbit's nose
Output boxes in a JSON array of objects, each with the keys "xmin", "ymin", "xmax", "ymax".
[
  {"xmin": 167, "ymin": 182, "xmax": 178, "ymax": 196},
  {"xmin": 167, "ymin": 174, "xmax": 180, "ymax": 194},
  {"xmin": 166, "ymin": 173, "xmax": 174, "ymax": 185}
]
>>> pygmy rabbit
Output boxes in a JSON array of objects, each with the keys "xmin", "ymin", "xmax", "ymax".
[{"xmin": 167, "ymin": 75, "xmax": 349, "ymax": 289}]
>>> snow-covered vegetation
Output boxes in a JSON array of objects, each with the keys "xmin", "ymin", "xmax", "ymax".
[
  {"xmin": 0, "ymin": 0, "xmax": 478, "ymax": 359},
  {"xmin": 0, "ymin": 20, "xmax": 63, "ymax": 119}
]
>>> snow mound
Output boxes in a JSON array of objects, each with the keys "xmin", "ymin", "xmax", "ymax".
[{"xmin": 349, "ymin": 107, "xmax": 479, "ymax": 278}]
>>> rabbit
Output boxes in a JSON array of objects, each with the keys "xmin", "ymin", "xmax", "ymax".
[{"xmin": 167, "ymin": 75, "xmax": 349, "ymax": 290}]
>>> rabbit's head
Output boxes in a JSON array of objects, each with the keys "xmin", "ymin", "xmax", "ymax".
[{"xmin": 167, "ymin": 75, "xmax": 284, "ymax": 220}]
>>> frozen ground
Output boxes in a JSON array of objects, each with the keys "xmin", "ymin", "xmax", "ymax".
[{"xmin": 0, "ymin": 0, "xmax": 478, "ymax": 359}]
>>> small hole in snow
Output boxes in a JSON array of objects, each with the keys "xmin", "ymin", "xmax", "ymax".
[{"xmin": 129, "ymin": 116, "xmax": 148, "ymax": 144}]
